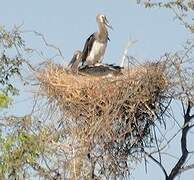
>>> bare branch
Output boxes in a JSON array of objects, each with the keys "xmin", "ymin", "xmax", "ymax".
[
  {"xmin": 120, "ymin": 38, "xmax": 137, "ymax": 67},
  {"xmin": 178, "ymin": 164, "xmax": 194, "ymax": 174},
  {"xmin": 144, "ymin": 151, "xmax": 168, "ymax": 179},
  {"xmin": 171, "ymin": 8, "xmax": 193, "ymax": 33},
  {"xmin": 167, "ymin": 100, "xmax": 192, "ymax": 180},
  {"xmin": 23, "ymin": 30, "xmax": 65, "ymax": 61}
]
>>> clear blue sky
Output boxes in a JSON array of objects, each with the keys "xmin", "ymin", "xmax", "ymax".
[
  {"xmin": 0, "ymin": 0, "xmax": 190, "ymax": 62},
  {"xmin": 0, "ymin": 0, "xmax": 193, "ymax": 179}
]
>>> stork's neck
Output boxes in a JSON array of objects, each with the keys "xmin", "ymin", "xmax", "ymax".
[{"xmin": 97, "ymin": 22, "xmax": 108, "ymax": 42}]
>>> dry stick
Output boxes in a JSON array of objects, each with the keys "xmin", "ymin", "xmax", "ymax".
[
  {"xmin": 23, "ymin": 30, "xmax": 66, "ymax": 63},
  {"xmin": 120, "ymin": 38, "xmax": 137, "ymax": 67},
  {"xmin": 34, "ymin": 31, "xmax": 65, "ymax": 60}
]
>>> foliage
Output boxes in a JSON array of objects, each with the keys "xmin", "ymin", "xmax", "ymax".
[
  {"xmin": 0, "ymin": 131, "xmax": 39, "ymax": 179},
  {"xmin": 0, "ymin": 25, "xmax": 25, "ymax": 97},
  {"xmin": 137, "ymin": 0, "xmax": 194, "ymax": 33},
  {"xmin": 0, "ymin": 92, "xmax": 10, "ymax": 108},
  {"xmin": 0, "ymin": 116, "xmax": 57, "ymax": 179},
  {"xmin": 0, "ymin": 25, "xmax": 36, "ymax": 179}
]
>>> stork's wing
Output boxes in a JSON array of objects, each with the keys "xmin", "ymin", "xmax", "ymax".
[
  {"xmin": 79, "ymin": 64, "xmax": 123, "ymax": 76},
  {"xmin": 81, "ymin": 33, "xmax": 95, "ymax": 65}
]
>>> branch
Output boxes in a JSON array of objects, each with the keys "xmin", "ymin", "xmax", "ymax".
[
  {"xmin": 23, "ymin": 30, "xmax": 65, "ymax": 61},
  {"xmin": 178, "ymin": 164, "xmax": 194, "ymax": 174},
  {"xmin": 153, "ymin": 125, "xmax": 162, "ymax": 163},
  {"xmin": 120, "ymin": 38, "xmax": 137, "ymax": 67},
  {"xmin": 171, "ymin": 8, "xmax": 193, "ymax": 32},
  {"xmin": 167, "ymin": 100, "xmax": 192, "ymax": 180},
  {"xmin": 189, "ymin": 114, "xmax": 194, "ymax": 121},
  {"xmin": 189, "ymin": 124, "xmax": 194, "ymax": 130},
  {"xmin": 144, "ymin": 151, "xmax": 168, "ymax": 179}
]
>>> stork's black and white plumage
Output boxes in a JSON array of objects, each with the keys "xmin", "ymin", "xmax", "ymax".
[
  {"xmin": 67, "ymin": 50, "xmax": 82, "ymax": 74},
  {"xmin": 67, "ymin": 50, "xmax": 123, "ymax": 77},
  {"xmin": 79, "ymin": 64, "xmax": 123, "ymax": 77},
  {"xmin": 81, "ymin": 14, "xmax": 112, "ymax": 66}
]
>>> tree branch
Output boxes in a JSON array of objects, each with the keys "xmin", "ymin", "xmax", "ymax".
[
  {"xmin": 178, "ymin": 164, "xmax": 194, "ymax": 174},
  {"xmin": 144, "ymin": 151, "xmax": 168, "ymax": 179},
  {"xmin": 23, "ymin": 30, "xmax": 65, "ymax": 61},
  {"xmin": 167, "ymin": 100, "xmax": 192, "ymax": 180}
]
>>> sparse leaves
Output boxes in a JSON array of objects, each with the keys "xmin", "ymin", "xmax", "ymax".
[
  {"xmin": 0, "ymin": 25, "xmax": 25, "ymax": 97},
  {"xmin": 0, "ymin": 25, "xmax": 25, "ymax": 49},
  {"xmin": 138, "ymin": 0, "xmax": 194, "ymax": 33},
  {"xmin": 0, "ymin": 53, "xmax": 22, "ymax": 96},
  {"xmin": 0, "ymin": 115, "xmax": 56, "ymax": 179}
]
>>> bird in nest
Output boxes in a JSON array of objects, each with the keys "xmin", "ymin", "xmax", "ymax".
[{"xmin": 81, "ymin": 14, "xmax": 113, "ymax": 66}]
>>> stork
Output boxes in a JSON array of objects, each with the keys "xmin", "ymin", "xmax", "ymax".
[
  {"xmin": 67, "ymin": 51, "xmax": 123, "ymax": 77},
  {"xmin": 81, "ymin": 14, "xmax": 112, "ymax": 66},
  {"xmin": 79, "ymin": 64, "xmax": 123, "ymax": 77},
  {"xmin": 67, "ymin": 50, "xmax": 82, "ymax": 74}
]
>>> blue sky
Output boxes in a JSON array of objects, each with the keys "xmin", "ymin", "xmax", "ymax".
[
  {"xmin": 0, "ymin": 0, "xmax": 191, "ymax": 62},
  {"xmin": 0, "ymin": 0, "xmax": 193, "ymax": 179}
]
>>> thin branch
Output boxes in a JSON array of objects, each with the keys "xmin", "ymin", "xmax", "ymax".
[
  {"xmin": 23, "ymin": 30, "xmax": 65, "ymax": 61},
  {"xmin": 189, "ymin": 114, "xmax": 194, "ymax": 121},
  {"xmin": 144, "ymin": 151, "xmax": 168, "ymax": 179},
  {"xmin": 189, "ymin": 124, "xmax": 194, "ymax": 130},
  {"xmin": 178, "ymin": 164, "xmax": 194, "ymax": 174},
  {"xmin": 120, "ymin": 38, "xmax": 137, "ymax": 67},
  {"xmin": 181, "ymin": 100, "xmax": 186, "ymax": 117},
  {"xmin": 171, "ymin": 8, "xmax": 192, "ymax": 32},
  {"xmin": 153, "ymin": 125, "xmax": 162, "ymax": 163}
]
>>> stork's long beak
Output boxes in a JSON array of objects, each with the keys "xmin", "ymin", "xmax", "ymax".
[{"xmin": 104, "ymin": 16, "xmax": 113, "ymax": 30}]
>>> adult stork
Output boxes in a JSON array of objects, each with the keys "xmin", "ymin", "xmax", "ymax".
[
  {"xmin": 81, "ymin": 14, "xmax": 112, "ymax": 66},
  {"xmin": 67, "ymin": 50, "xmax": 82, "ymax": 74}
]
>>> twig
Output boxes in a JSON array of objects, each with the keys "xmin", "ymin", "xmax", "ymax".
[
  {"xmin": 120, "ymin": 38, "xmax": 137, "ymax": 67},
  {"xmin": 23, "ymin": 30, "xmax": 65, "ymax": 61},
  {"xmin": 144, "ymin": 151, "xmax": 168, "ymax": 179},
  {"xmin": 171, "ymin": 8, "xmax": 192, "ymax": 32},
  {"xmin": 178, "ymin": 164, "xmax": 194, "ymax": 174}
]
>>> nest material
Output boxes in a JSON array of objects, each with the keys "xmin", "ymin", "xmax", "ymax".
[{"xmin": 37, "ymin": 62, "xmax": 168, "ymax": 178}]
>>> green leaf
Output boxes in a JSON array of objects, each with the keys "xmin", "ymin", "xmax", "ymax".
[
  {"xmin": 3, "ymin": 136, "xmax": 13, "ymax": 151},
  {"xmin": 0, "ymin": 92, "xmax": 10, "ymax": 108}
]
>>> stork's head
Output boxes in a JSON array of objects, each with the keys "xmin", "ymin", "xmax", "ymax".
[
  {"xmin": 68, "ymin": 50, "xmax": 82, "ymax": 70},
  {"xmin": 74, "ymin": 50, "xmax": 82, "ymax": 60},
  {"xmin": 96, "ymin": 14, "xmax": 113, "ymax": 30}
]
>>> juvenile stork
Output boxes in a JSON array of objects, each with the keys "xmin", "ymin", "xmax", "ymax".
[
  {"xmin": 79, "ymin": 64, "xmax": 123, "ymax": 77},
  {"xmin": 81, "ymin": 14, "xmax": 112, "ymax": 66},
  {"xmin": 67, "ymin": 50, "xmax": 82, "ymax": 74}
]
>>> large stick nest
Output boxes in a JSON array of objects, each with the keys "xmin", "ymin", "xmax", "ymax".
[{"xmin": 37, "ymin": 62, "xmax": 169, "ymax": 178}]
